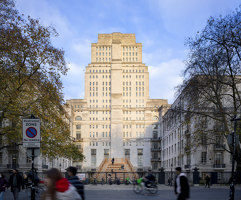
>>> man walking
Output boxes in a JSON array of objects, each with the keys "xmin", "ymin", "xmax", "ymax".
[
  {"xmin": 205, "ymin": 174, "xmax": 210, "ymax": 188},
  {"xmin": 8, "ymin": 169, "xmax": 23, "ymax": 200},
  {"xmin": 67, "ymin": 166, "xmax": 85, "ymax": 200},
  {"xmin": 174, "ymin": 167, "xmax": 190, "ymax": 200},
  {"xmin": 111, "ymin": 157, "xmax": 115, "ymax": 165}
]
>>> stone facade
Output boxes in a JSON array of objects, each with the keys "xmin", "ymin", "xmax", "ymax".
[
  {"xmin": 66, "ymin": 33, "xmax": 168, "ymax": 171},
  {"xmin": 158, "ymin": 92, "xmax": 232, "ymax": 179}
]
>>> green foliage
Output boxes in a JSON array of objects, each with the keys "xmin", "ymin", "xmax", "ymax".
[{"xmin": 0, "ymin": 0, "xmax": 83, "ymax": 161}]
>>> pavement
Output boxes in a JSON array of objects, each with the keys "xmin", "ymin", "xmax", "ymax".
[{"xmin": 3, "ymin": 184, "xmax": 241, "ymax": 200}]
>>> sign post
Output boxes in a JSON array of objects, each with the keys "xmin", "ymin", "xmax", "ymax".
[{"xmin": 22, "ymin": 116, "xmax": 41, "ymax": 200}]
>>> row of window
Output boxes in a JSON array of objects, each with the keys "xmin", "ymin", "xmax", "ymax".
[
  {"xmin": 90, "ymin": 132, "xmax": 111, "ymax": 138},
  {"xmin": 90, "ymin": 75, "xmax": 111, "ymax": 78},
  {"xmin": 97, "ymin": 52, "xmax": 111, "ymax": 56},
  {"xmin": 89, "ymin": 69, "xmax": 111, "ymax": 73},
  {"xmin": 123, "ymin": 52, "xmax": 138, "ymax": 56},
  {"xmin": 89, "ymin": 110, "xmax": 111, "ymax": 114},
  {"xmin": 122, "ymin": 46, "xmax": 138, "ymax": 51},
  {"xmin": 90, "ymin": 142, "xmax": 111, "ymax": 146},
  {"xmin": 123, "ymin": 57, "xmax": 138, "ymax": 62},
  {"xmin": 89, "ymin": 87, "xmax": 111, "ymax": 91},
  {"xmin": 163, "ymin": 152, "xmax": 225, "ymax": 168},
  {"xmin": 96, "ymin": 57, "xmax": 111, "ymax": 62},
  {"xmin": 163, "ymin": 141, "xmax": 184, "ymax": 157},
  {"xmin": 90, "ymin": 125, "xmax": 111, "ymax": 129},
  {"xmin": 89, "ymin": 92, "xmax": 111, "ymax": 97},
  {"xmin": 123, "ymin": 69, "xmax": 145, "ymax": 73},
  {"xmin": 124, "ymin": 82, "xmax": 144, "ymax": 86},
  {"xmin": 123, "ymin": 142, "xmax": 144, "ymax": 146},
  {"xmin": 123, "ymin": 75, "xmax": 145, "ymax": 79},
  {"xmin": 88, "ymin": 68, "xmax": 145, "ymax": 74},
  {"xmin": 96, "ymin": 46, "xmax": 111, "ymax": 51},
  {"xmin": 90, "ymin": 117, "xmax": 110, "ymax": 120},
  {"xmin": 90, "ymin": 82, "xmax": 111, "ymax": 86}
]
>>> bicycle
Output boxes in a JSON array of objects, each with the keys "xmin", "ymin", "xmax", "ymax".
[
  {"xmin": 133, "ymin": 178, "xmax": 158, "ymax": 194},
  {"xmin": 26, "ymin": 182, "xmax": 46, "ymax": 200}
]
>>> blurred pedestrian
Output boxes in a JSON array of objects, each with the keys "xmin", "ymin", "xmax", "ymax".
[
  {"xmin": 205, "ymin": 175, "xmax": 210, "ymax": 188},
  {"xmin": 67, "ymin": 166, "xmax": 85, "ymax": 200},
  {"xmin": 111, "ymin": 157, "xmax": 115, "ymax": 165},
  {"xmin": 174, "ymin": 167, "xmax": 190, "ymax": 200},
  {"xmin": 8, "ymin": 169, "xmax": 24, "ymax": 200},
  {"xmin": 42, "ymin": 168, "xmax": 81, "ymax": 200},
  {"xmin": 0, "ymin": 173, "xmax": 8, "ymax": 200}
]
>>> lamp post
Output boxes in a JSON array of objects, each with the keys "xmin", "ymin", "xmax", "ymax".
[
  {"xmin": 171, "ymin": 164, "xmax": 173, "ymax": 186},
  {"xmin": 229, "ymin": 116, "xmax": 241, "ymax": 200}
]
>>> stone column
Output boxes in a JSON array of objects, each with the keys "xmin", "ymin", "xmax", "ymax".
[{"xmin": 110, "ymin": 33, "xmax": 123, "ymax": 158}]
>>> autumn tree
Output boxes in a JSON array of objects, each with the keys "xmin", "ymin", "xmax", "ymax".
[{"xmin": 0, "ymin": 0, "xmax": 83, "ymax": 161}]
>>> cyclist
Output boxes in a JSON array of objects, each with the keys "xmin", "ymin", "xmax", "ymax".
[{"xmin": 144, "ymin": 169, "xmax": 156, "ymax": 188}]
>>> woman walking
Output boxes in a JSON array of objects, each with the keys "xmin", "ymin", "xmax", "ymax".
[{"xmin": 41, "ymin": 168, "xmax": 81, "ymax": 200}]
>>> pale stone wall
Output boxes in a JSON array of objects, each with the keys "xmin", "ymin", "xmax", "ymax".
[
  {"xmin": 67, "ymin": 33, "xmax": 168, "ymax": 171},
  {"xmin": 159, "ymin": 95, "xmax": 232, "ymax": 173}
]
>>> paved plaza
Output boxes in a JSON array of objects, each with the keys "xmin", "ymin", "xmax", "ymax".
[{"xmin": 3, "ymin": 185, "xmax": 241, "ymax": 200}]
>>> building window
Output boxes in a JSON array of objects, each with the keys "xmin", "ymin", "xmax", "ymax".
[
  {"xmin": 76, "ymin": 132, "xmax": 81, "ymax": 140},
  {"xmin": 125, "ymin": 149, "xmax": 130, "ymax": 159},
  {"xmin": 201, "ymin": 152, "xmax": 207, "ymax": 164},
  {"xmin": 137, "ymin": 149, "xmax": 143, "ymax": 167},
  {"xmin": 75, "ymin": 116, "xmax": 82, "ymax": 121},
  {"xmin": 76, "ymin": 125, "xmax": 81, "ymax": 129}
]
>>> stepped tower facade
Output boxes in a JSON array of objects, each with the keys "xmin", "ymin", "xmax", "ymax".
[{"xmin": 66, "ymin": 33, "xmax": 168, "ymax": 171}]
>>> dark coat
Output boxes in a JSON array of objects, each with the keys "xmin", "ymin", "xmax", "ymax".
[
  {"xmin": 174, "ymin": 174, "xmax": 190, "ymax": 199},
  {"xmin": 0, "ymin": 177, "xmax": 8, "ymax": 192},
  {"xmin": 68, "ymin": 176, "xmax": 85, "ymax": 200},
  {"xmin": 8, "ymin": 173, "xmax": 23, "ymax": 192}
]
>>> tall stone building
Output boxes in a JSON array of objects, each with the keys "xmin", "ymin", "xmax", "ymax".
[{"xmin": 66, "ymin": 33, "xmax": 168, "ymax": 171}]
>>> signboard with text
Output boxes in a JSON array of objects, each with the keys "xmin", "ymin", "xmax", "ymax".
[{"xmin": 22, "ymin": 119, "xmax": 41, "ymax": 148}]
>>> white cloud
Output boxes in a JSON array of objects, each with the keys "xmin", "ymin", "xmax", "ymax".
[
  {"xmin": 15, "ymin": 0, "xmax": 74, "ymax": 39},
  {"xmin": 148, "ymin": 59, "xmax": 185, "ymax": 103},
  {"xmin": 71, "ymin": 39, "xmax": 92, "ymax": 64},
  {"xmin": 62, "ymin": 62, "xmax": 85, "ymax": 100}
]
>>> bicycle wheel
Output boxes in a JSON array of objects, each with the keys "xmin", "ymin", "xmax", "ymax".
[
  {"xmin": 149, "ymin": 185, "xmax": 158, "ymax": 194},
  {"xmin": 133, "ymin": 184, "xmax": 143, "ymax": 194}
]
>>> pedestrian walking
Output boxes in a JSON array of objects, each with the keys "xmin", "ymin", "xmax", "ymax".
[
  {"xmin": 67, "ymin": 166, "xmax": 85, "ymax": 200},
  {"xmin": 111, "ymin": 157, "xmax": 115, "ymax": 165},
  {"xmin": 0, "ymin": 173, "xmax": 8, "ymax": 200},
  {"xmin": 8, "ymin": 169, "xmax": 24, "ymax": 200},
  {"xmin": 205, "ymin": 175, "xmax": 210, "ymax": 188},
  {"xmin": 168, "ymin": 177, "xmax": 171, "ymax": 186},
  {"xmin": 42, "ymin": 168, "xmax": 81, "ymax": 200},
  {"xmin": 174, "ymin": 167, "xmax": 190, "ymax": 200}
]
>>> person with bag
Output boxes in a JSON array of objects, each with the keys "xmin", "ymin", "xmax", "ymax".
[
  {"xmin": 0, "ymin": 173, "xmax": 8, "ymax": 200},
  {"xmin": 42, "ymin": 168, "xmax": 81, "ymax": 200}
]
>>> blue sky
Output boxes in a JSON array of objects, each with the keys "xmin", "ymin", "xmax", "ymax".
[{"xmin": 15, "ymin": 0, "xmax": 240, "ymax": 103}]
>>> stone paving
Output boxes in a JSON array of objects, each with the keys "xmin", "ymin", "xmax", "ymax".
[{"xmin": 3, "ymin": 184, "xmax": 241, "ymax": 200}]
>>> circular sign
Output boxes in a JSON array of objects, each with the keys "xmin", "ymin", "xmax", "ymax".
[{"xmin": 26, "ymin": 127, "xmax": 37, "ymax": 138}]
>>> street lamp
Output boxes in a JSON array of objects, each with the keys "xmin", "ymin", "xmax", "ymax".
[
  {"xmin": 229, "ymin": 116, "xmax": 241, "ymax": 200},
  {"xmin": 171, "ymin": 164, "xmax": 173, "ymax": 186}
]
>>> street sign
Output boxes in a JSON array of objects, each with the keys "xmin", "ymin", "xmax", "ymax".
[
  {"xmin": 27, "ymin": 148, "xmax": 40, "ymax": 157},
  {"xmin": 22, "ymin": 119, "xmax": 41, "ymax": 148}
]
